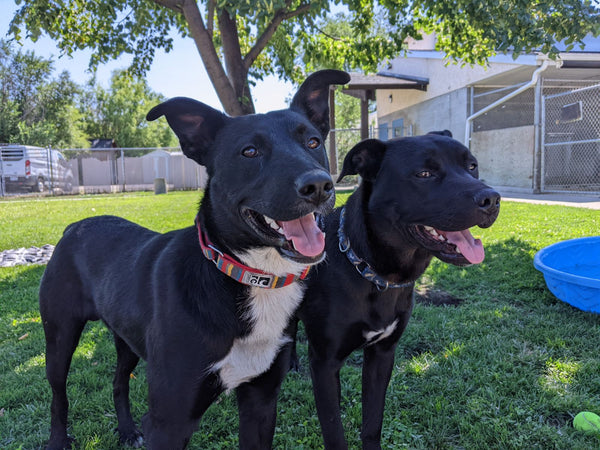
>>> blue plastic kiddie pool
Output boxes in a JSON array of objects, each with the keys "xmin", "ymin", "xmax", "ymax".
[{"xmin": 534, "ymin": 236, "xmax": 600, "ymax": 313}]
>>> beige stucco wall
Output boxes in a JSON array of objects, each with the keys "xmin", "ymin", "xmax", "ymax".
[
  {"xmin": 470, "ymin": 125, "xmax": 535, "ymax": 189},
  {"xmin": 378, "ymin": 88, "xmax": 468, "ymax": 139},
  {"xmin": 377, "ymin": 55, "xmax": 527, "ymax": 119}
]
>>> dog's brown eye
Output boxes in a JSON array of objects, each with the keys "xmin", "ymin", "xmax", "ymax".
[
  {"xmin": 242, "ymin": 146, "xmax": 259, "ymax": 158},
  {"xmin": 469, "ymin": 163, "xmax": 478, "ymax": 171},
  {"xmin": 307, "ymin": 137, "xmax": 321, "ymax": 149},
  {"xmin": 416, "ymin": 170, "xmax": 432, "ymax": 178}
]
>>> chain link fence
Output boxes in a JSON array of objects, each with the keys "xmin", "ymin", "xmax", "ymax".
[
  {"xmin": 542, "ymin": 80, "xmax": 600, "ymax": 192},
  {"xmin": 1, "ymin": 126, "xmax": 406, "ymax": 197},
  {"xmin": 472, "ymin": 85, "xmax": 535, "ymax": 132},
  {"xmin": 469, "ymin": 77, "xmax": 600, "ymax": 193},
  {"xmin": 0, "ymin": 146, "xmax": 207, "ymax": 197},
  {"xmin": 327, "ymin": 126, "xmax": 410, "ymax": 185}
]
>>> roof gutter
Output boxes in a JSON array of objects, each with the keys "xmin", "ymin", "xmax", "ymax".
[{"xmin": 464, "ymin": 59, "xmax": 553, "ymax": 145}]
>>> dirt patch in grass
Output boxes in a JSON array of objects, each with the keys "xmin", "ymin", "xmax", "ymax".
[
  {"xmin": 415, "ymin": 285, "xmax": 465, "ymax": 307},
  {"xmin": 545, "ymin": 412, "xmax": 573, "ymax": 428}
]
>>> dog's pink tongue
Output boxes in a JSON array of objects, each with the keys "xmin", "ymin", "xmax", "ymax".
[
  {"xmin": 279, "ymin": 214, "xmax": 325, "ymax": 257},
  {"xmin": 445, "ymin": 229, "xmax": 485, "ymax": 264}
]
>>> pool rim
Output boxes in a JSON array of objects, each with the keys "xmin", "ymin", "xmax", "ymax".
[{"xmin": 533, "ymin": 236, "xmax": 600, "ymax": 289}]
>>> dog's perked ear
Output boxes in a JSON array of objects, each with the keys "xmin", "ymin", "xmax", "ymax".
[
  {"xmin": 337, "ymin": 139, "xmax": 387, "ymax": 183},
  {"xmin": 290, "ymin": 70, "xmax": 351, "ymax": 138},
  {"xmin": 427, "ymin": 129, "xmax": 452, "ymax": 137},
  {"xmin": 146, "ymin": 97, "xmax": 229, "ymax": 166}
]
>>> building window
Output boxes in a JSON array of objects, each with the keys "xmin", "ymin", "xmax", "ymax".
[
  {"xmin": 392, "ymin": 118, "xmax": 404, "ymax": 137},
  {"xmin": 379, "ymin": 123, "xmax": 389, "ymax": 140}
]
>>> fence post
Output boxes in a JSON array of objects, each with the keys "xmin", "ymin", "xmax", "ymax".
[
  {"xmin": 0, "ymin": 151, "xmax": 5, "ymax": 197},
  {"xmin": 532, "ymin": 78, "xmax": 543, "ymax": 193},
  {"xmin": 181, "ymin": 153, "xmax": 186, "ymax": 190},
  {"xmin": 47, "ymin": 146, "xmax": 55, "ymax": 196},
  {"xmin": 120, "ymin": 148, "xmax": 126, "ymax": 192}
]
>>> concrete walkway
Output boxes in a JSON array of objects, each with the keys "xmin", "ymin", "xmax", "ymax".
[{"xmin": 498, "ymin": 188, "xmax": 600, "ymax": 210}]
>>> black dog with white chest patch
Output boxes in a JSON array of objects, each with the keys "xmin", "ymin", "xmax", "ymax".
[
  {"xmin": 295, "ymin": 131, "xmax": 500, "ymax": 449},
  {"xmin": 39, "ymin": 70, "xmax": 350, "ymax": 449}
]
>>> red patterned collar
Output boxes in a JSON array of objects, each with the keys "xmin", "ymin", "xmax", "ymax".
[{"xmin": 195, "ymin": 215, "xmax": 310, "ymax": 289}]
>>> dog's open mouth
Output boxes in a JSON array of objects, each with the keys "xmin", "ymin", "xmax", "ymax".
[
  {"xmin": 411, "ymin": 225, "xmax": 485, "ymax": 266},
  {"xmin": 241, "ymin": 207, "xmax": 325, "ymax": 263}
]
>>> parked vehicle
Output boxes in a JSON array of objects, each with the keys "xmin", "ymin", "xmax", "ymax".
[{"xmin": 0, "ymin": 144, "xmax": 74, "ymax": 193}]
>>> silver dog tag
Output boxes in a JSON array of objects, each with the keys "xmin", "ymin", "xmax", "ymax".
[{"xmin": 242, "ymin": 272, "xmax": 274, "ymax": 288}]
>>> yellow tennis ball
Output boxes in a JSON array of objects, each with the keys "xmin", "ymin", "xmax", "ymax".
[{"xmin": 573, "ymin": 411, "xmax": 600, "ymax": 434}]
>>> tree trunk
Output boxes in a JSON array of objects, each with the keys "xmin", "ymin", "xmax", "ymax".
[
  {"xmin": 153, "ymin": 0, "xmax": 311, "ymax": 116},
  {"xmin": 178, "ymin": 0, "xmax": 251, "ymax": 116},
  {"xmin": 217, "ymin": 10, "xmax": 255, "ymax": 115}
]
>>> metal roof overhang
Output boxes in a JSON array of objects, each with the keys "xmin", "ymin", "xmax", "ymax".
[
  {"xmin": 342, "ymin": 71, "xmax": 429, "ymax": 101},
  {"xmin": 472, "ymin": 53, "xmax": 600, "ymax": 87}
]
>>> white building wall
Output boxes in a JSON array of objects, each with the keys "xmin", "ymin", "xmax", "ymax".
[{"xmin": 471, "ymin": 125, "xmax": 535, "ymax": 190}]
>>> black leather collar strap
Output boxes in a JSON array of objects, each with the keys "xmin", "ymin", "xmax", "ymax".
[{"xmin": 337, "ymin": 207, "xmax": 414, "ymax": 292}]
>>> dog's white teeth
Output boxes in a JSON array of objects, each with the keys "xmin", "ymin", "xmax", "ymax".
[
  {"xmin": 424, "ymin": 226, "xmax": 438, "ymax": 235},
  {"xmin": 424, "ymin": 226, "xmax": 442, "ymax": 239},
  {"xmin": 264, "ymin": 216, "xmax": 282, "ymax": 233}
]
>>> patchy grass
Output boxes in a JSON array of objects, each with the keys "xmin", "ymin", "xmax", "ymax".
[
  {"xmin": 0, "ymin": 192, "xmax": 200, "ymax": 251},
  {"xmin": 1, "ymin": 193, "xmax": 600, "ymax": 449}
]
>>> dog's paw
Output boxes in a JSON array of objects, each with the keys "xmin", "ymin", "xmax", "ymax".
[{"xmin": 117, "ymin": 427, "xmax": 144, "ymax": 448}]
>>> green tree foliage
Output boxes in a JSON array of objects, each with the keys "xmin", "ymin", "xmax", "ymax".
[
  {"xmin": 80, "ymin": 72, "xmax": 177, "ymax": 149},
  {"xmin": 0, "ymin": 40, "xmax": 83, "ymax": 147},
  {"xmin": 335, "ymin": 90, "xmax": 360, "ymax": 130},
  {"xmin": 0, "ymin": 40, "xmax": 176, "ymax": 149},
  {"xmin": 9, "ymin": 0, "xmax": 600, "ymax": 116}
]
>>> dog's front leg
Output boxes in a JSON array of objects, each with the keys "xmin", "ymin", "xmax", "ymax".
[
  {"xmin": 142, "ymin": 367, "xmax": 222, "ymax": 449},
  {"xmin": 309, "ymin": 348, "xmax": 347, "ymax": 450},
  {"xmin": 237, "ymin": 343, "xmax": 292, "ymax": 449},
  {"xmin": 360, "ymin": 341, "xmax": 398, "ymax": 450}
]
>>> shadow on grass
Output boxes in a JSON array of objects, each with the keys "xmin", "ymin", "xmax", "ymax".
[
  {"xmin": 0, "ymin": 265, "xmax": 148, "ymax": 449},
  {"xmin": 421, "ymin": 237, "xmax": 558, "ymax": 308},
  {"xmin": 380, "ymin": 236, "xmax": 600, "ymax": 448},
  {"xmin": 2, "ymin": 234, "xmax": 599, "ymax": 449}
]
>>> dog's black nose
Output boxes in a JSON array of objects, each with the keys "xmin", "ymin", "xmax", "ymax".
[
  {"xmin": 296, "ymin": 170, "xmax": 334, "ymax": 205},
  {"xmin": 474, "ymin": 189, "xmax": 501, "ymax": 213}
]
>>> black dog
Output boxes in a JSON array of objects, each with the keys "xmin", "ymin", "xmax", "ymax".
[
  {"xmin": 39, "ymin": 69, "xmax": 350, "ymax": 449},
  {"xmin": 295, "ymin": 132, "xmax": 500, "ymax": 449}
]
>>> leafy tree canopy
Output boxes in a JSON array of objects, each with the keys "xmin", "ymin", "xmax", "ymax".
[
  {"xmin": 0, "ymin": 39, "xmax": 83, "ymax": 147},
  {"xmin": 0, "ymin": 40, "xmax": 176, "ymax": 149},
  {"xmin": 81, "ymin": 71, "xmax": 178, "ymax": 150},
  {"xmin": 10, "ymin": 0, "xmax": 600, "ymax": 116}
]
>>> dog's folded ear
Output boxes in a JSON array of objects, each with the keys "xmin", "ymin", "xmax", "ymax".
[
  {"xmin": 337, "ymin": 139, "xmax": 387, "ymax": 183},
  {"xmin": 290, "ymin": 70, "xmax": 351, "ymax": 138},
  {"xmin": 427, "ymin": 129, "xmax": 452, "ymax": 137},
  {"xmin": 146, "ymin": 97, "xmax": 229, "ymax": 166}
]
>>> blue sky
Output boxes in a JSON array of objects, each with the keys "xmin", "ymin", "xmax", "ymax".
[{"xmin": 0, "ymin": 0, "xmax": 294, "ymax": 113}]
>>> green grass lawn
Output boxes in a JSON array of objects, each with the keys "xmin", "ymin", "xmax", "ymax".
[{"xmin": 1, "ymin": 191, "xmax": 600, "ymax": 449}]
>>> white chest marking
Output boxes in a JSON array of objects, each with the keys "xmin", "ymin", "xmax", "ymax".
[
  {"xmin": 212, "ymin": 248, "xmax": 307, "ymax": 391},
  {"xmin": 363, "ymin": 319, "xmax": 399, "ymax": 345}
]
